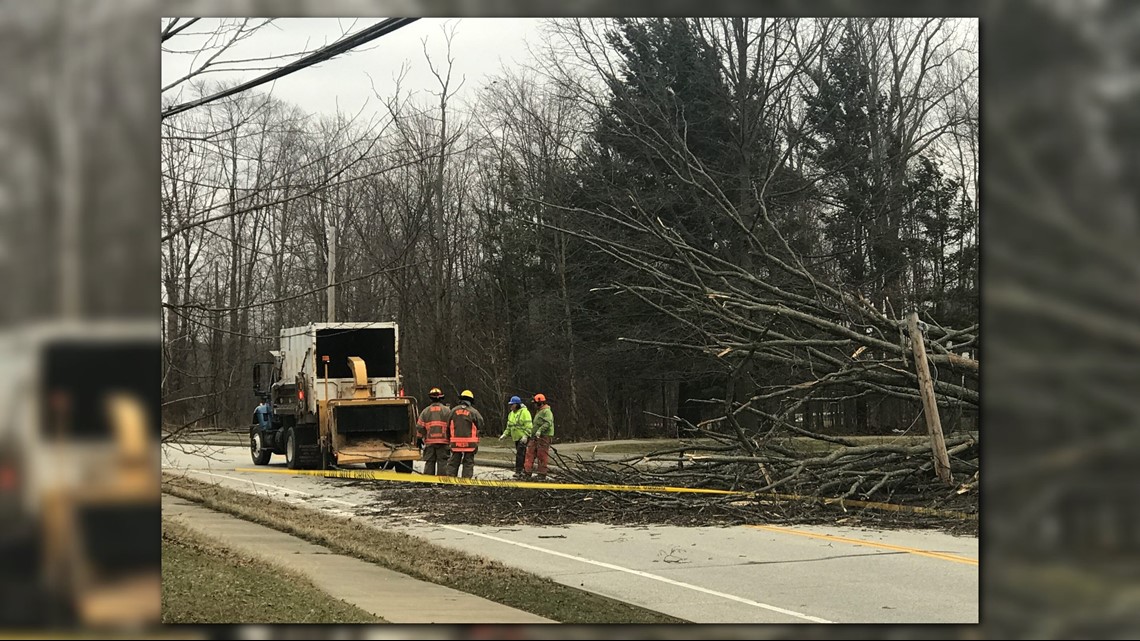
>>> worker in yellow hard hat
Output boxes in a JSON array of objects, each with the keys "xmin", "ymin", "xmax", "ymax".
[{"xmin": 446, "ymin": 389, "xmax": 484, "ymax": 478}]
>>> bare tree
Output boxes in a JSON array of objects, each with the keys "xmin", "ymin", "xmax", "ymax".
[
  {"xmin": 476, "ymin": 69, "xmax": 590, "ymax": 429},
  {"xmin": 535, "ymin": 17, "xmax": 977, "ymax": 497}
]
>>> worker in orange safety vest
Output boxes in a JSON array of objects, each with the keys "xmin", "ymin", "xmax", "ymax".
[
  {"xmin": 446, "ymin": 389, "xmax": 484, "ymax": 478},
  {"xmin": 416, "ymin": 387, "xmax": 452, "ymax": 475}
]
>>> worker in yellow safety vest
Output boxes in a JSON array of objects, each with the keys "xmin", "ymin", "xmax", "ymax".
[
  {"xmin": 499, "ymin": 395, "xmax": 532, "ymax": 479},
  {"xmin": 524, "ymin": 393, "xmax": 554, "ymax": 480}
]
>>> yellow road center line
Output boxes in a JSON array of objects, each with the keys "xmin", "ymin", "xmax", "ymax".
[
  {"xmin": 747, "ymin": 524, "xmax": 978, "ymax": 566},
  {"xmin": 754, "ymin": 491, "xmax": 977, "ymax": 520}
]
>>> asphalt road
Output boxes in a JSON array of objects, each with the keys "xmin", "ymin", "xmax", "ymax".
[{"xmin": 162, "ymin": 443, "xmax": 979, "ymax": 624}]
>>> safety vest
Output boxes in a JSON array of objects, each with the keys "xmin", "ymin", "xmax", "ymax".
[
  {"xmin": 417, "ymin": 402, "xmax": 452, "ymax": 445},
  {"xmin": 532, "ymin": 405, "xmax": 554, "ymax": 437},
  {"xmin": 502, "ymin": 406, "xmax": 533, "ymax": 441},
  {"xmin": 448, "ymin": 403, "xmax": 482, "ymax": 452}
]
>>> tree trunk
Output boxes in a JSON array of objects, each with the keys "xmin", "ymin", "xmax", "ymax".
[{"xmin": 433, "ymin": 88, "xmax": 449, "ymax": 378}]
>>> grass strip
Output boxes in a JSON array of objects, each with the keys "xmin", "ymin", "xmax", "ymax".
[
  {"xmin": 163, "ymin": 473, "xmax": 686, "ymax": 624},
  {"xmin": 162, "ymin": 518, "xmax": 384, "ymax": 624}
]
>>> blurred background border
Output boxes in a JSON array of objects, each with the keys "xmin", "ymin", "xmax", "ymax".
[{"xmin": 4, "ymin": 0, "xmax": 1140, "ymax": 637}]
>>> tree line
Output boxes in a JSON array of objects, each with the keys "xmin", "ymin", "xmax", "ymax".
[{"xmin": 161, "ymin": 17, "xmax": 978, "ymax": 441}]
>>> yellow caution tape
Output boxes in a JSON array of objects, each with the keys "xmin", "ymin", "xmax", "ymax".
[{"xmin": 233, "ymin": 466, "xmax": 976, "ymax": 520}]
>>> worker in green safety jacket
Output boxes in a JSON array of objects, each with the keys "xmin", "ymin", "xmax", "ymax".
[
  {"xmin": 524, "ymin": 393, "xmax": 554, "ymax": 480},
  {"xmin": 499, "ymin": 395, "xmax": 532, "ymax": 479}
]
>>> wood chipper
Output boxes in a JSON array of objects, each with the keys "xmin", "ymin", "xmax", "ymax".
[{"xmin": 250, "ymin": 322, "xmax": 421, "ymax": 471}]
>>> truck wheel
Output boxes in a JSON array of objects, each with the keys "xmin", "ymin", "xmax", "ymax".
[
  {"xmin": 387, "ymin": 461, "xmax": 414, "ymax": 474},
  {"xmin": 285, "ymin": 425, "xmax": 321, "ymax": 469},
  {"xmin": 365, "ymin": 462, "xmax": 383, "ymax": 469},
  {"xmin": 285, "ymin": 427, "xmax": 300, "ymax": 469},
  {"xmin": 250, "ymin": 430, "xmax": 272, "ymax": 466}
]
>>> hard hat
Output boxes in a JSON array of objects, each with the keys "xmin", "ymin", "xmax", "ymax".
[
  {"xmin": 460, "ymin": 389, "xmax": 475, "ymax": 401},
  {"xmin": 509, "ymin": 395, "xmax": 522, "ymax": 405},
  {"xmin": 533, "ymin": 393, "xmax": 547, "ymax": 403},
  {"xmin": 429, "ymin": 387, "xmax": 444, "ymax": 399}
]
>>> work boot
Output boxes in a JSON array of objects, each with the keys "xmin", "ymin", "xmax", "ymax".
[{"xmin": 536, "ymin": 474, "xmax": 547, "ymax": 482}]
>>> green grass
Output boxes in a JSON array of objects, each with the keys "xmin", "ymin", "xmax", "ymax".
[
  {"xmin": 161, "ymin": 518, "xmax": 384, "ymax": 624},
  {"xmin": 163, "ymin": 473, "xmax": 686, "ymax": 624},
  {"xmin": 560, "ymin": 439, "xmax": 689, "ymax": 455}
]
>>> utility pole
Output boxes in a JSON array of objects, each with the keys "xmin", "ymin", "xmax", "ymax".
[
  {"xmin": 322, "ymin": 173, "xmax": 335, "ymax": 323},
  {"xmin": 326, "ymin": 216, "xmax": 336, "ymax": 323},
  {"xmin": 907, "ymin": 311, "xmax": 952, "ymax": 484}
]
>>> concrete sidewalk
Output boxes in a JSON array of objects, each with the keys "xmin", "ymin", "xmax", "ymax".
[{"xmin": 162, "ymin": 494, "xmax": 553, "ymax": 624}]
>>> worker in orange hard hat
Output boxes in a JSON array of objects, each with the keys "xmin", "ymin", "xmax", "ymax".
[
  {"xmin": 523, "ymin": 393, "xmax": 554, "ymax": 480},
  {"xmin": 416, "ymin": 387, "xmax": 451, "ymax": 475}
]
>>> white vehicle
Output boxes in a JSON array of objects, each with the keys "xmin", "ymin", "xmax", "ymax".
[{"xmin": 0, "ymin": 320, "xmax": 159, "ymax": 628}]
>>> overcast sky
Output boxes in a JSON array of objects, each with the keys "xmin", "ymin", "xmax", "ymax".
[{"xmin": 161, "ymin": 18, "xmax": 548, "ymax": 118}]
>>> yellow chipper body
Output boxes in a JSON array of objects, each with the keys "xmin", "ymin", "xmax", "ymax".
[{"xmin": 42, "ymin": 393, "xmax": 160, "ymax": 627}]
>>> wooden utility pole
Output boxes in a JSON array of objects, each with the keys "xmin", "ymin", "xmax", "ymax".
[
  {"xmin": 907, "ymin": 312, "xmax": 952, "ymax": 485},
  {"xmin": 326, "ymin": 219, "xmax": 336, "ymax": 323},
  {"xmin": 323, "ymin": 175, "xmax": 335, "ymax": 324}
]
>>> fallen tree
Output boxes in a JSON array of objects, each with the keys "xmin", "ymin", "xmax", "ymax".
[
  {"xmin": 549, "ymin": 429, "xmax": 978, "ymax": 504},
  {"xmin": 527, "ymin": 17, "xmax": 979, "ymax": 506}
]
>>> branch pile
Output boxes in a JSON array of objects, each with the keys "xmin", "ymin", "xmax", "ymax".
[{"xmin": 551, "ymin": 427, "xmax": 979, "ymax": 507}]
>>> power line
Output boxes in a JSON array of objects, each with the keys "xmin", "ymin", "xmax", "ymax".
[
  {"xmin": 162, "ymin": 17, "xmax": 420, "ymax": 120},
  {"xmin": 162, "ymin": 17, "xmax": 201, "ymax": 43}
]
